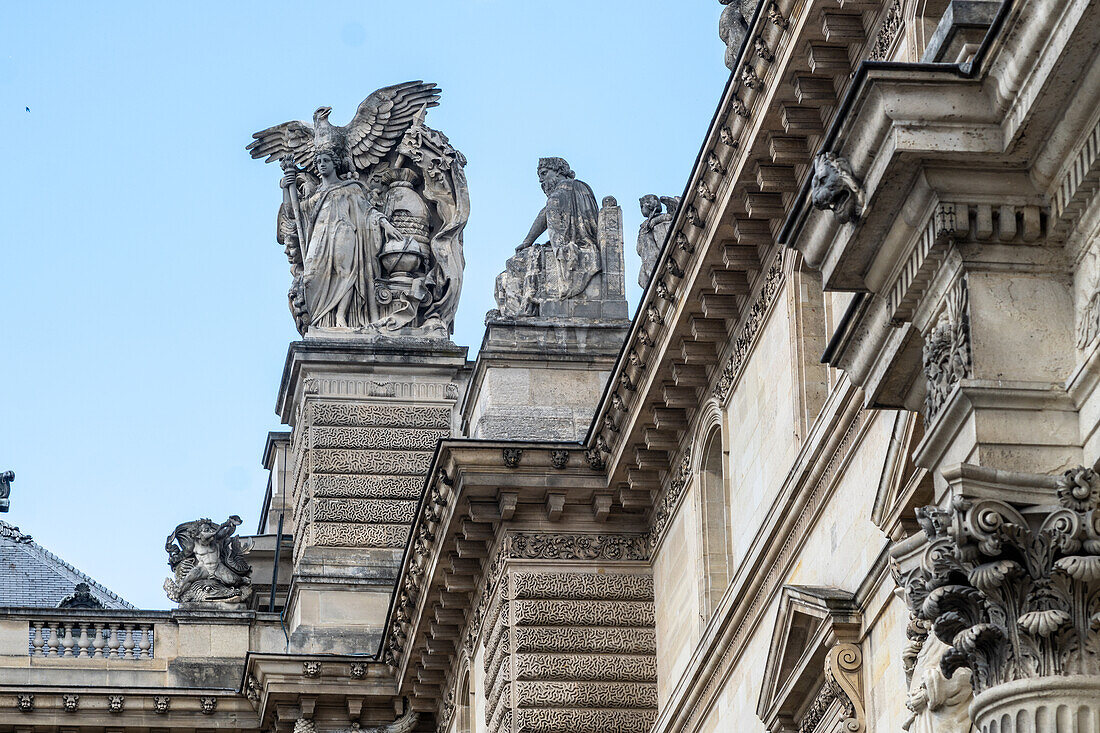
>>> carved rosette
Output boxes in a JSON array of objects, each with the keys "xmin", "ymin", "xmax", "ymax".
[{"xmin": 897, "ymin": 467, "xmax": 1100, "ymax": 730}]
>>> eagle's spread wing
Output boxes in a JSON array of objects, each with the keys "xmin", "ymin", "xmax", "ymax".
[
  {"xmin": 247, "ymin": 120, "xmax": 316, "ymax": 171},
  {"xmin": 346, "ymin": 81, "xmax": 441, "ymax": 170}
]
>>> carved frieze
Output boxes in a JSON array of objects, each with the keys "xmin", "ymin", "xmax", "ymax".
[
  {"xmin": 309, "ymin": 402, "xmax": 451, "ymax": 429},
  {"xmin": 311, "ymin": 474, "xmax": 424, "ymax": 499},
  {"xmin": 313, "ymin": 523, "xmax": 409, "ymax": 548},
  {"xmin": 648, "ymin": 449, "xmax": 693, "ymax": 551},
  {"xmin": 313, "ymin": 498, "xmax": 418, "ymax": 524},
  {"xmin": 513, "ymin": 600, "xmax": 655, "ymax": 627},
  {"xmin": 311, "ymin": 448, "xmax": 433, "ymax": 475},
  {"xmin": 514, "ymin": 626, "xmax": 657, "ymax": 655},
  {"xmin": 511, "ymin": 572, "xmax": 653, "ymax": 600},
  {"xmin": 508, "ymin": 532, "xmax": 650, "ymax": 561},
  {"xmin": 511, "ymin": 708, "xmax": 657, "ymax": 733},
  {"xmin": 713, "ymin": 252, "xmax": 785, "ymax": 403},
  {"xmin": 512, "ymin": 680, "xmax": 657, "ymax": 708},
  {"xmin": 868, "ymin": 0, "xmax": 903, "ymax": 61},
  {"xmin": 310, "ymin": 426, "xmax": 448, "ymax": 451}
]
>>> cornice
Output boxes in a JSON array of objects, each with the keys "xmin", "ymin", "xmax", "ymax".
[
  {"xmin": 584, "ymin": 0, "xmax": 913, "ymax": 532},
  {"xmin": 379, "ymin": 439, "xmax": 644, "ymax": 721}
]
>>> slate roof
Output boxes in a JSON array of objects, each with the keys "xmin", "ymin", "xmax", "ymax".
[{"xmin": 0, "ymin": 520, "xmax": 133, "ymax": 609}]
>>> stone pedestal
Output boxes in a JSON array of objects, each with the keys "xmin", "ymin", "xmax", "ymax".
[
  {"xmin": 464, "ymin": 319, "xmax": 629, "ymax": 441},
  {"xmin": 275, "ymin": 337, "xmax": 468, "ymax": 652}
]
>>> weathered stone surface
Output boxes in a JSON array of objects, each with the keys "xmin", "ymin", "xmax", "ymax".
[
  {"xmin": 248, "ymin": 82, "xmax": 467, "ymax": 339},
  {"xmin": 490, "ymin": 158, "xmax": 629, "ymax": 323},
  {"xmin": 636, "ymin": 194, "xmax": 679, "ymax": 287}
]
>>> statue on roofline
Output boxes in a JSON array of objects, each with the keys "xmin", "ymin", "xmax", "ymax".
[
  {"xmin": 636, "ymin": 194, "xmax": 680, "ymax": 287},
  {"xmin": 164, "ymin": 515, "xmax": 254, "ymax": 607},
  {"xmin": 493, "ymin": 157, "xmax": 622, "ymax": 320},
  {"xmin": 248, "ymin": 81, "xmax": 468, "ymax": 340}
]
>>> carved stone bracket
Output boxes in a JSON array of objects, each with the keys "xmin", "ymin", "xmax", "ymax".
[{"xmin": 757, "ymin": 586, "xmax": 864, "ymax": 733}]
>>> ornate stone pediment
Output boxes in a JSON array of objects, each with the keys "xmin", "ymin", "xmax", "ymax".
[{"xmin": 757, "ymin": 585, "xmax": 864, "ymax": 733}]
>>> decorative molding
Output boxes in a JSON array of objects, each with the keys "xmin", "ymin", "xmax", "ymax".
[
  {"xmin": 648, "ymin": 449, "xmax": 692, "ymax": 551},
  {"xmin": 300, "ymin": 378, "xmax": 457, "ymax": 402},
  {"xmin": 200, "ymin": 696, "xmax": 218, "ymax": 715},
  {"xmin": 868, "ymin": 0, "xmax": 903, "ymax": 61},
  {"xmin": 311, "ymin": 448, "xmax": 433, "ymax": 475},
  {"xmin": 922, "ymin": 277, "xmax": 971, "ymax": 424},
  {"xmin": 107, "ymin": 695, "xmax": 124, "ymax": 713},
  {"xmin": 62, "ymin": 694, "xmax": 78, "ymax": 713},
  {"xmin": 713, "ymin": 252, "xmax": 786, "ymax": 403},
  {"xmin": 508, "ymin": 532, "xmax": 650, "ymax": 562},
  {"xmin": 310, "ymin": 402, "xmax": 451, "ymax": 429},
  {"xmin": 310, "ymin": 426, "xmax": 448, "ymax": 451},
  {"xmin": 16, "ymin": 694, "xmax": 32, "ymax": 712},
  {"xmin": 154, "ymin": 695, "xmax": 170, "ymax": 714}
]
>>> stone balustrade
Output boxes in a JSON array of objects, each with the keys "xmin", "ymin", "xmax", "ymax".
[{"xmin": 28, "ymin": 617, "xmax": 155, "ymax": 659}]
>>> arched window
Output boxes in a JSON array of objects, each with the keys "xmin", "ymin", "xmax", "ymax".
[
  {"xmin": 456, "ymin": 666, "xmax": 473, "ymax": 733},
  {"xmin": 698, "ymin": 426, "xmax": 731, "ymax": 618}
]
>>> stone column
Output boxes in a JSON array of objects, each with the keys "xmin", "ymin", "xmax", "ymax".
[
  {"xmin": 892, "ymin": 465, "xmax": 1100, "ymax": 733},
  {"xmin": 276, "ymin": 338, "xmax": 468, "ymax": 651}
]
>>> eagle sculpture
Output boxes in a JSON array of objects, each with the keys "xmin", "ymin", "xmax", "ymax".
[{"xmin": 246, "ymin": 81, "xmax": 442, "ymax": 175}]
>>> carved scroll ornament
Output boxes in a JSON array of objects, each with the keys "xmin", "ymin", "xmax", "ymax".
[{"xmin": 896, "ymin": 467, "xmax": 1100, "ymax": 695}]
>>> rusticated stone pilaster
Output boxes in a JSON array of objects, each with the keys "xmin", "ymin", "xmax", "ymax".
[{"xmin": 483, "ymin": 563, "xmax": 656, "ymax": 733}]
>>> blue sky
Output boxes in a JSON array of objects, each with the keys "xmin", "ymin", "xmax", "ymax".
[{"xmin": 0, "ymin": 2, "xmax": 727, "ymax": 608}]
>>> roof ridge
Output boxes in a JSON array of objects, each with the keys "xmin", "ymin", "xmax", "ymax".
[{"xmin": 1, "ymin": 520, "xmax": 135, "ymax": 609}]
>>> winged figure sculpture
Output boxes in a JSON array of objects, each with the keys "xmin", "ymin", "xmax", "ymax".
[
  {"xmin": 247, "ymin": 81, "xmax": 441, "ymax": 175},
  {"xmin": 247, "ymin": 82, "xmax": 467, "ymax": 340}
]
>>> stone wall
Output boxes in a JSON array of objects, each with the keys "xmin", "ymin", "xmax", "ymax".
[
  {"xmin": 482, "ymin": 566, "xmax": 657, "ymax": 733},
  {"xmin": 295, "ymin": 402, "xmax": 451, "ymax": 560}
]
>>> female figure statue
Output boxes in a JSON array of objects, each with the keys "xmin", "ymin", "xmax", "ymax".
[{"xmin": 280, "ymin": 146, "xmax": 389, "ymax": 329}]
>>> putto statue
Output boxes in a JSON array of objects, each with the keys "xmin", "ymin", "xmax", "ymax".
[
  {"xmin": 164, "ymin": 515, "xmax": 254, "ymax": 607},
  {"xmin": 491, "ymin": 157, "xmax": 627, "ymax": 321},
  {"xmin": 248, "ymin": 82, "xmax": 469, "ymax": 340},
  {"xmin": 636, "ymin": 194, "xmax": 680, "ymax": 287}
]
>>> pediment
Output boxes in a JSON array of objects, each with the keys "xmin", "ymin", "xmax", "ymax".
[
  {"xmin": 757, "ymin": 586, "xmax": 861, "ymax": 733},
  {"xmin": 870, "ymin": 411, "xmax": 933, "ymax": 540}
]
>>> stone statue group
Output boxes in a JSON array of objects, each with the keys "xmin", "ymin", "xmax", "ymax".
[
  {"xmin": 249, "ymin": 82, "xmax": 468, "ymax": 340},
  {"xmin": 249, "ymin": 81, "xmax": 680, "ymax": 339}
]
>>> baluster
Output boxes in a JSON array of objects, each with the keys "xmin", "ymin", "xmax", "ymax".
[
  {"xmin": 46, "ymin": 622, "xmax": 60, "ymax": 657},
  {"xmin": 30, "ymin": 622, "xmax": 44, "ymax": 657},
  {"xmin": 76, "ymin": 623, "xmax": 90, "ymax": 657},
  {"xmin": 92, "ymin": 623, "xmax": 105, "ymax": 658},
  {"xmin": 138, "ymin": 624, "xmax": 152, "ymax": 659},
  {"xmin": 107, "ymin": 623, "xmax": 121, "ymax": 659},
  {"xmin": 60, "ymin": 623, "xmax": 74, "ymax": 657},
  {"xmin": 122, "ymin": 624, "xmax": 135, "ymax": 659}
]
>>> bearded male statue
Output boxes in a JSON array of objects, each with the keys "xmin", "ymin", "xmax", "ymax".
[{"xmin": 493, "ymin": 157, "xmax": 605, "ymax": 318}]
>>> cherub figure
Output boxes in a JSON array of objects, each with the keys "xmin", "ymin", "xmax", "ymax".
[{"xmin": 164, "ymin": 515, "xmax": 254, "ymax": 606}]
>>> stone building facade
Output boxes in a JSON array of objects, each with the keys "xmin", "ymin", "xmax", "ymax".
[{"xmin": 3, "ymin": 1, "xmax": 1100, "ymax": 732}]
